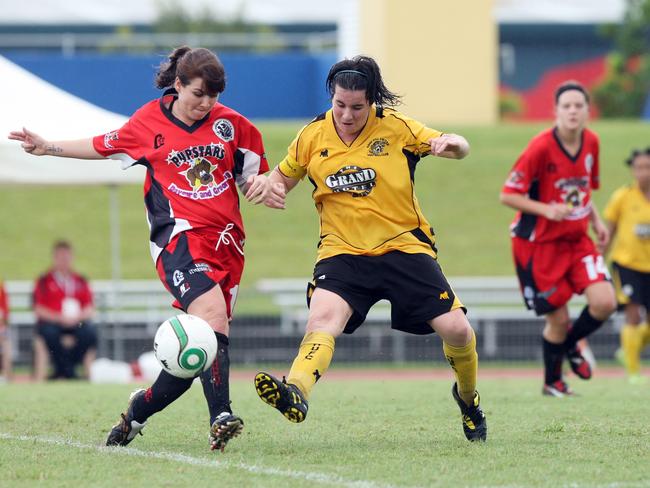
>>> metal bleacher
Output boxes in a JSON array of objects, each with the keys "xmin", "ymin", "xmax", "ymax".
[
  {"xmin": 6, "ymin": 277, "xmax": 622, "ymax": 367},
  {"xmin": 255, "ymin": 276, "xmax": 622, "ymax": 363}
]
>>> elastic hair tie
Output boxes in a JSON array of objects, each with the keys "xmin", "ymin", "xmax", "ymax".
[
  {"xmin": 555, "ymin": 84, "xmax": 589, "ymax": 103},
  {"xmin": 335, "ymin": 69, "xmax": 367, "ymax": 78}
]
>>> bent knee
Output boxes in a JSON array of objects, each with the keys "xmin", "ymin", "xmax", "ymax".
[
  {"xmin": 432, "ymin": 310, "xmax": 473, "ymax": 345},
  {"xmin": 591, "ymin": 298, "xmax": 617, "ymax": 320},
  {"xmin": 447, "ymin": 322, "xmax": 474, "ymax": 346}
]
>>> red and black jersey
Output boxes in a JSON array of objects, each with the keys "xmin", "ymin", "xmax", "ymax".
[
  {"xmin": 502, "ymin": 127, "xmax": 600, "ymax": 242},
  {"xmin": 33, "ymin": 271, "xmax": 93, "ymax": 314},
  {"xmin": 93, "ymin": 89, "xmax": 268, "ymax": 262},
  {"xmin": 0, "ymin": 281, "xmax": 8, "ymax": 323}
]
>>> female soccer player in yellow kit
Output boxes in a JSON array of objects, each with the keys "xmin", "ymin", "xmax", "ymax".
[
  {"xmin": 604, "ymin": 148, "xmax": 650, "ymax": 383},
  {"xmin": 254, "ymin": 55, "xmax": 486, "ymax": 442}
]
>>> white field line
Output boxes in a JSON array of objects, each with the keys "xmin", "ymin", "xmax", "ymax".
[
  {"xmin": 3, "ymin": 433, "xmax": 639, "ymax": 488},
  {"xmin": 0, "ymin": 432, "xmax": 409, "ymax": 488}
]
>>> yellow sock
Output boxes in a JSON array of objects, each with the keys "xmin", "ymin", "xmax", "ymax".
[
  {"xmin": 286, "ymin": 331, "xmax": 335, "ymax": 398},
  {"xmin": 640, "ymin": 323, "xmax": 650, "ymax": 348},
  {"xmin": 443, "ymin": 331, "xmax": 478, "ymax": 403},
  {"xmin": 621, "ymin": 324, "xmax": 643, "ymax": 375}
]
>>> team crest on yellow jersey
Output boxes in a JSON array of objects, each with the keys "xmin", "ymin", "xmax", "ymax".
[
  {"xmin": 367, "ymin": 138, "xmax": 389, "ymax": 156},
  {"xmin": 325, "ymin": 165, "xmax": 377, "ymax": 197}
]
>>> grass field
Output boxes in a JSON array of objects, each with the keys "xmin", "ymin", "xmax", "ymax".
[
  {"xmin": 1, "ymin": 368, "xmax": 649, "ymax": 487},
  {"xmin": 1, "ymin": 120, "xmax": 649, "ymax": 312}
]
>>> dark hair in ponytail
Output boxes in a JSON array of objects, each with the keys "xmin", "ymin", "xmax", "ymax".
[
  {"xmin": 326, "ymin": 55, "xmax": 401, "ymax": 107},
  {"xmin": 155, "ymin": 46, "xmax": 226, "ymax": 97}
]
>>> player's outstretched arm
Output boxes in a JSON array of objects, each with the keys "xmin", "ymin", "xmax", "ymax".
[
  {"xmin": 7, "ymin": 127, "xmax": 102, "ymax": 159},
  {"xmin": 429, "ymin": 134, "xmax": 470, "ymax": 159},
  {"xmin": 500, "ymin": 192, "xmax": 572, "ymax": 221}
]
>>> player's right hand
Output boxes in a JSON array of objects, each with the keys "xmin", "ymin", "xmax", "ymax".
[
  {"xmin": 545, "ymin": 202, "xmax": 572, "ymax": 221},
  {"xmin": 7, "ymin": 127, "xmax": 48, "ymax": 156},
  {"xmin": 264, "ymin": 182, "xmax": 286, "ymax": 209}
]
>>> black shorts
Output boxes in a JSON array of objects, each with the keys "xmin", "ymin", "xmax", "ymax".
[
  {"xmin": 612, "ymin": 262, "xmax": 650, "ymax": 310},
  {"xmin": 307, "ymin": 251, "xmax": 465, "ymax": 335}
]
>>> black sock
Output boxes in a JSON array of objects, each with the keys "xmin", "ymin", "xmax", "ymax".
[
  {"xmin": 200, "ymin": 332, "xmax": 231, "ymax": 425},
  {"xmin": 565, "ymin": 306, "xmax": 604, "ymax": 349},
  {"xmin": 543, "ymin": 337, "xmax": 565, "ymax": 384},
  {"xmin": 131, "ymin": 370, "xmax": 193, "ymax": 423}
]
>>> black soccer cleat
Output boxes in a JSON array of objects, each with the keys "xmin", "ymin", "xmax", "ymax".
[
  {"xmin": 106, "ymin": 389, "xmax": 147, "ymax": 447},
  {"xmin": 542, "ymin": 379, "xmax": 575, "ymax": 397},
  {"xmin": 566, "ymin": 344, "xmax": 592, "ymax": 380},
  {"xmin": 254, "ymin": 372, "xmax": 308, "ymax": 423},
  {"xmin": 451, "ymin": 382, "xmax": 487, "ymax": 442},
  {"xmin": 209, "ymin": 412, "xmax": 244, "ymax": 452}
]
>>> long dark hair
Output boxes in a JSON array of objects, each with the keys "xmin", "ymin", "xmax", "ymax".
[
  {"xmin": 155, "ymin": 46, "xmax": 226, "ymax": 97},
  {"xmin": 326, "ymin": 55, "xmax": 401, "ymax": 107}
]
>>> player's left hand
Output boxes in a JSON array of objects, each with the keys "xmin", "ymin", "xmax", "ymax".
[
  {"xmin": 429, "ymin": 134, "xmax": 469, "ymax": 158},
  {"xmin": 244, "ymin": 174, "xmax": 271, "ymax": 204}
]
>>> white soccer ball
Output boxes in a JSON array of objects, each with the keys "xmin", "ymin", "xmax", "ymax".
[{"xmin": 153, "ymin": 314, "xmax": 218, "ymax": 379}]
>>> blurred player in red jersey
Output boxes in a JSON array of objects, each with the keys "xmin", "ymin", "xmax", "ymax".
[
  {"xmin": 8, "ymin": 46, "xmax": 284, "ymax": 451},
  {"xmin": 0, "ymin": 279, "xmax": 11, "ymax": 382},
  {"xmin": 33, "ymin": 240, "xmax": 97, "ymax": 380},
  {"xmin": 500, "ymin": 81, "xmax": 616, "ymax": 397}
]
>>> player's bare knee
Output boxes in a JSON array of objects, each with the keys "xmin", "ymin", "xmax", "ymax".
[
  {"xmin": 448, "ymin": 321, "xmax": 474, "ymax": 346},
  {"xmin": 590, "ymin": 298, "xmax": 617, "ymax": 320},
  {"xmin": 306, "ymin": 314, "xmax": 345, "ymax": 336},
  {"xmin": 432, "ymin": 309, "xmax": 473, "ymax": 345}
]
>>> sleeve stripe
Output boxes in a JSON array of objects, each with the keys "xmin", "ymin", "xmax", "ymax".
[
  {"xmin": 235, "ymin": 148, "xmax": 262, "ymax": 190},
  {"xmin": 105, "ymin": 152, "xmax": 139, "ymax": 169}
]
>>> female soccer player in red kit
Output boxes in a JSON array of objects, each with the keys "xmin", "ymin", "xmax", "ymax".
[
  {"xmin": 500, "ymin": 81, "xmax": 616, "ymax": 397},
  {"xmin": 9, "ymin": 46, "xmax": 285, "ymax": 451}
]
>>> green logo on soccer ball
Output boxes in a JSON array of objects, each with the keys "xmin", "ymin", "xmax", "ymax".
[{"xmin": 180, "ymin": 347, "xmax": 207, "ymax": 371}]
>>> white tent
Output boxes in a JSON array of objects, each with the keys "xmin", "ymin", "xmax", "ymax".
[
  {"xmin": 0, "ymin": 56, "xmax": 147, "ymax": 279},
  {"xmin": 0, "ymin": 55, "xmax": 145, "ymax": 185}
]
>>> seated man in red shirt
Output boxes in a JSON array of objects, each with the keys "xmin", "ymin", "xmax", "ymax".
[
  {"xmin": 0, "ymin": 280, "xmax": 11, "ymax": 381},
  {"xmin": 33, "ymin": 240, "xmax": 97, "ymax": 379}
]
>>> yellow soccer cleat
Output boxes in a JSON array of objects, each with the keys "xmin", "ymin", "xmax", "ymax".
[{"xmin": 254, "ymin": 372, "xmax": 308, "ymax": 423}]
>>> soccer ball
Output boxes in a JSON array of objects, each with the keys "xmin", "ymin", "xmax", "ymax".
[{"xmin": 153, "ymin": 314, "xmax": 218, "ymax": 378}]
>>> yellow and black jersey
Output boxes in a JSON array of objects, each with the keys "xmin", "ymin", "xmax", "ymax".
[
  {"xmin": 604, "ymin": 184, "xmax": 650, "ymax": 272},
  {"xmin": 278, "ymin": 106, "xmax": 443, "ymax": 262}
]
